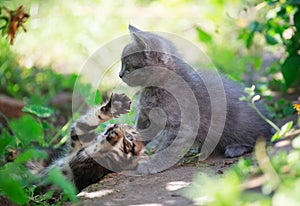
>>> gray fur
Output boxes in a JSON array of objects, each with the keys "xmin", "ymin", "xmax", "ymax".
[{"xmin": 120, "ymin": 25, "xmax": 272, "ymax": 174}]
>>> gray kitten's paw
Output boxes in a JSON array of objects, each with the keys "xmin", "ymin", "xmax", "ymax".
[
  {"xmin": 136, "ymin": 155, "xmax": 164, "ymax": 175},
  {"xmin": 137, "ymin": 161, "xmax": 161, "ymax": 175},
  {"xmin": 224, "ymin": 144, "xmax": 253, "ymax": 158}
]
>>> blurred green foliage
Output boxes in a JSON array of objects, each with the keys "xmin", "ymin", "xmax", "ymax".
[
  {"xmin": 265, "ymin": 97, "xmax": 295, "ymax": 119},
  {"xmin": 0, "ymin": 27, "xmax": 95, "ymax": 204},
  {"xmin": 185, "ymin": 132, "xmax": 300, "ymax": 205},
  {"xmin": 0, "ymin": 37, "xmax": 78, "ymax": 106},
  {"xmin": 239, "ymin": 0, "xmax": 300, "ymax": 90},
  {"xmin": 0, "ymin": 113, "xmax": 77, "ymax": 204}
]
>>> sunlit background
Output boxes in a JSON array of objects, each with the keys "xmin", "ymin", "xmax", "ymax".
[
  {"xmin": 7, "ymin": 0, "xmax": 264, "ymax": 81},
  {"xmin": 1, "ymin": 0, "xmax": 297, "ymax": 116}
]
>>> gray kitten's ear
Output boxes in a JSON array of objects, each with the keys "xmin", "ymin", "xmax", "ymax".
[
  {"xmin": 128, "ymin": 25, "xmax": 142, "ymax": 33},
  {"xmin": 131, "ymin": 32, "xmax": 150, "ymax": 51}
]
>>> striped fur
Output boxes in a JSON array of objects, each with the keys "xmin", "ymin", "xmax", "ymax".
[{"xmin": 30, "ymin": 93, "xmax": 145, "ymax": 192}]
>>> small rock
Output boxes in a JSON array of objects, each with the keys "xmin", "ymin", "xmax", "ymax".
[{"xmin": 0, "ymin": 95, "xmax": 25, "ymax": 118}]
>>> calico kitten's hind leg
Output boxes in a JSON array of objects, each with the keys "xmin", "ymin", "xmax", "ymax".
[{"xmin": 224, "ymin": 143, "xmax": 253, "ymax": 158}]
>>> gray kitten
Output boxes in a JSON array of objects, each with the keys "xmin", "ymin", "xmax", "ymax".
[{"xmin": 119, "ymin": 25, "xmax": 272, "ymax": 174}]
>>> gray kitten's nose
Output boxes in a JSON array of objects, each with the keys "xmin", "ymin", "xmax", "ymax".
[{"xmin": 119, "ymin": 71, "xmax": 124, "ymax": 78}]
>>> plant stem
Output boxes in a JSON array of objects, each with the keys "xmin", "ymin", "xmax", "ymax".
[
  {"xmin": 48, "ymin": 118, "xmax": 73, "ymax": 146},
  {"xmin": 48, "ymin": 102, "xmax": 85, "ymax": 145},
  {"xmin": 250, "ymin": 103, "xmax": 280, "ymax": 132}
]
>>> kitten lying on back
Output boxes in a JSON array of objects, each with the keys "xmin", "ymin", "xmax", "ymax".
[
  {"xmin": 119, "ymin": 25, "xmax": 272, "ymax": 174},
  {"xmin": 27, "ymin": 93, "xmax": 145, "ymax": 192}
]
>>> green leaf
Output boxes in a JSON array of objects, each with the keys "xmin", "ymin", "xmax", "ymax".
[
  {"xmin": 94, "ymin": 90, "xmax": 102, "ymax": 105},
  {"xmin": 281, "ymin": 55, "xmax": 300, "ymax": 88},
  {"xmin": 272, "ymin": 121, "xmax": 293, "ymax": 141},
  {"xmin": 271, "ymin": 131, "xmax": 280, "ymax": 142},
  {"xmin": 244, "ymin": 22, "xmax": 259, "ymax": 48},
  {"xmin": 279, "ymin": 121, "xmax": 293, "ymax": 136},
  {"xmin": 0, "ymin": 172, "xmax": 28, "ymax": 204},
  {"xmin": 294, "ymin": 10, "xmax": 300, "ymax": 33},
  {"xmin": 265, "ymin": 34, "xmax": 278, "ymax": 45},
  {"xmin": 249, "ymin": 21, "xmax": 263, "ymax": 33},
  {"xmin": 10, "ymin": 115, "xmax": 44, "ymax": 146},
  {"xmin": 244, "ymin": 21, "xmax": 264, "ymax": 48},
  {"xmin": 22, "ymin": 105, "xmax": 54, "ymax": 118},
  {"xmin": 266, "ymin": 0, "xmax": 278, "ymax": 5},
  {"xmin": 195, "ymin": 26, "xmax": 212, "ymax": 43},
  {"xmin": 0, "ymin": 162, "xmax": 28, "ymax": 183},
  {"xmin": 252, "ymin": 56, "xmax": 262, "ymax": 70},
  {"xmin": 37, "ymin": 190, "xmax": 55, "ymax": 202},
  {"xmin": 0, "ymin": 131, "xmax": 14, "ymax": 154},
  {"xmin": 47, "ymin": 167, "xmax": 77, "ymax": 202},
  {"xmin": 15, "ymin": 149, "xmax": 48, "ymax": 164},
  {"xmin": 0, "ymin": 16, "xmax": 8, "ymax": 30}
]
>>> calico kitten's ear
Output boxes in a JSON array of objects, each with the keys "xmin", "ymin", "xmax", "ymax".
[{"xmin": 128, "ymin": 25, "xmax": 142, "ymax": 33}]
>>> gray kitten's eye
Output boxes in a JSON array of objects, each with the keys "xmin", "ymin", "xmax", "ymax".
[
  {"xmin": 125, "ymin": 64, "xmax": 139, "ymax": 73},
  {"xmin": 125, "ymin": 64, "xmax": 131, "ymax": 72}
]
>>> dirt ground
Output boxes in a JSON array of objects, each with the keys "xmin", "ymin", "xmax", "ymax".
[{"xmin": 73, "ymin": 155, "xmax": 241, "ymax": 206}]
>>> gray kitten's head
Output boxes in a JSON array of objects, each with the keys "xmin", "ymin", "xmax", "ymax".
[{"xmin": 119, "ymin": 25, "xmax": 180, "ymax": 86}]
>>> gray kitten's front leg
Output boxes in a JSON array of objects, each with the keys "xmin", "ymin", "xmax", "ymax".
[
  {"xmin": 136, "ymin": 107, "xmax": 197, "ymax": 175},
  {"xmin": 137, "ymin": 154, "xmax": 166, "ymax": 174},
  {"xmin": 136, "ymin": 111, "xmax": 161, "ymax": 174},
  {"xmin": 137, "ymin": 120, "xmax": 197, "ymax": 174},
  {"xmin": 137, "ymin": 130, "xmax": 179, "ymax": 174},
  {"xmin": 136, "ymin": 108, "xmax": 168, "ymax": 153},
  {"xmin": 136, "ymin": 111, "xmax": 156, "ymax": 153},
  {"xmin": 136, "ymin": 109, "xmax": 151, "ymax": 130}
]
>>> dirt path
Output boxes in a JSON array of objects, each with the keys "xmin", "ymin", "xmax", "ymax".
[{"xmin": 74, "ymin": 156, "xmax": 240, "ymax": 206}]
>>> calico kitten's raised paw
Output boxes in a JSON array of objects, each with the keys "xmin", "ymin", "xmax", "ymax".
[
  {"xmin": 110, "ymin": 93, "xmax": 131, "ymax": 117},
  {"xmin": 101, "ymin": 93, "xmax": 131, "ymax": 118}
]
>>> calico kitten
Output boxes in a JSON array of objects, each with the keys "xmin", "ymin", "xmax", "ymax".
[
  {"xmin": 119, "ymin": 25, "xmax": 272, "ymax": 174},
  {"xmin": 28, "ymin": 93, "xmax": 145, "ymax": 192}
]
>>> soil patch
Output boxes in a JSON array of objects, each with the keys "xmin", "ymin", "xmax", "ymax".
[{"xmin": 73, "ymin": 155, "xmax": 242, "ymax": 206}]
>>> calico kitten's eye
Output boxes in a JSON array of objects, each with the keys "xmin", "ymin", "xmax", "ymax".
[{"xmin": 125, "ymin": 133, "xmax": 134, "ymax": 141}]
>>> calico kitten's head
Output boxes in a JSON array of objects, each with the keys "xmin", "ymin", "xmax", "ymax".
[
  {"xmin": 103, "ymin": 123, "xmax": 145, "ymax": 157},
  {"xmin": 91, "ymin": 123, "xmax": 145, "ymax": 172},
  {"xmin": 74, "ymin": 123, "xmax": 145, "ymax": 171},
  {"xmin": 119, "ymin": 25, "xmax": 180, "ymax": 86}
]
